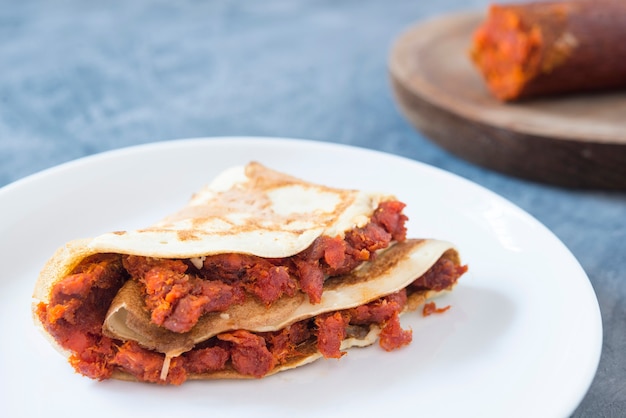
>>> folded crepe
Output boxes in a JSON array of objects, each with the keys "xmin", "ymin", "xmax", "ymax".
[{"xmin": 32, "ymin": 162, "xmax": 467, "ymax": 384}]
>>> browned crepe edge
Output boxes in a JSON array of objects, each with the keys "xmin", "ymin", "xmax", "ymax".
[
  {"xmin": 102, "ymin": 240, "xmax": 457, "ymax": 355},
  {"xmin": 31, "ymin": 239, "xmax": 102, "ymax": 358},
  {"xmin": 108, "ymin": 288, "xmax": 440, "ymax": 382},
  {"xmin": 31, "ymin": 237, "xmax": 462, "ymax": 383}
]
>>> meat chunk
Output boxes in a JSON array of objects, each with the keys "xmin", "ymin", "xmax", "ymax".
[
  {"xmin": 112, "ymin": 341, "xmax": 187, "ymax": 385},
  {"xmin": 218, "ymin": 330, "xmax": 275, "ymax": 378},
  {"xmin": 348, "ymin": 290, "xmax": 407, "ymax": 324},
  {"xmin": 124, "ymin": 256, "xmax": 245, "ymax": 333},
  {"xmin": 184, "ymin": 345, "xmax": 230, "ymax": 374},
  {"xmin": 262, "ymin": 321, "xmax": 312, "ymax": 363},
  {"xmin": 201, "ymin": 253, "xmax": 298, "ymax": 304},
  {"xmin": 379, "ymin": 312, "xmax": 413, "ymax": 351},
  {"xmin": 315, "ymin": 312, "xmax": 350, "ymax": 359},
  {"xmin": 411, "ymin": 258, "xmax": 468, "ymax": 292}
]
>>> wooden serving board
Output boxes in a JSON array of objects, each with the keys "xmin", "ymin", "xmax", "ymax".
[{"xmin": 389, "ymin": 12, "xmax": 626, "ymax": 189}]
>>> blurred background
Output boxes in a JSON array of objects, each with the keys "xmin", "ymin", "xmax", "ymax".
[
  {"xmin": 1, "ymin": 1, "xmax": 624, "ymax": 416},
  {"xmin": 1, "ymin": 0, "xmax": 496, "ymax": 187}
]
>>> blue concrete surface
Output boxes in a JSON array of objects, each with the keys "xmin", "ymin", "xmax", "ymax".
[{"xmin": 1, "ymin": 1, "xmax": 625, "ymax": 415}]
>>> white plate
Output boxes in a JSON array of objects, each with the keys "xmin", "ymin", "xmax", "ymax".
[{"xmin": 0, "ymin": 137, "xmax": 601, "ymax": 418}]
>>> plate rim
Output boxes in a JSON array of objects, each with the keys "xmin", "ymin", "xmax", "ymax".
[{"xmin": 1, "ymin": 136, "xmax": 603, "ymax": 417}]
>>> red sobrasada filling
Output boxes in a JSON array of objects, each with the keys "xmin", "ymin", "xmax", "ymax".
[{"xmin": 36, "ymin": 201, "xmax": 467, "ymax": 384}]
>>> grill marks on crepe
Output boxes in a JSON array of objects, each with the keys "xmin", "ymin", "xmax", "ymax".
[
  {"xmin": 119, "ymin": 200, "xmax": 407, "ymax": 335},
  {"xmin": 32, "ymin": 162, "xmax": 467, "ymax": 384},
  {"xmin": 95, "ymin": 162, "xmax": 383, "ymax": 259}
]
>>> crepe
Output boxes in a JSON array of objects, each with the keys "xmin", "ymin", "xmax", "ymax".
[{"xmin": 32, "ymin": 162, "xmax": 467, "ymax": 384}]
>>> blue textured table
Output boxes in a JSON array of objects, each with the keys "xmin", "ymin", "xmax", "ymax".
[{"xmin": 1, "ymin": 1, "xmax": 624, "ymax": 416}]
